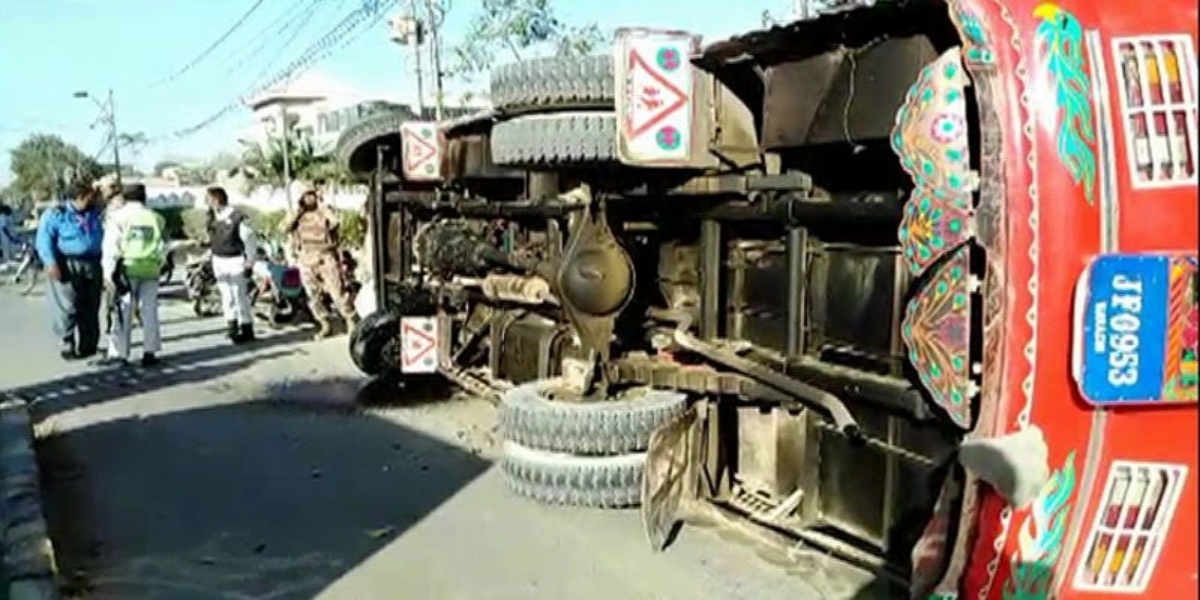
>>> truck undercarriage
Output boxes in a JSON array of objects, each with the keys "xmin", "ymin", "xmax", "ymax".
[{"xmin": 345, "ymin": 1, "xmax": 986, "ymax": 595}]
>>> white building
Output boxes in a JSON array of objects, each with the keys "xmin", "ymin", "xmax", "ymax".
[{"xmin": 241, "ymin": 71, "xmax": 414, "ymax": 156}]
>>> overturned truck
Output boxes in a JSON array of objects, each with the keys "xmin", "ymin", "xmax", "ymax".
[{"xmin": 341, "ymin": 0, "xmax": 1200, "ymax": 598}]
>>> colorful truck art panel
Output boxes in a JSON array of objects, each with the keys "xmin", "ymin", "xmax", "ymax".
[
  {"xmin": 1073, "ymin": 253, "xmax": 1199, "ymax": 404},
  {"xmin": 902, "ymin": 246, "xmax": 980, "ymax": 429},
  {"xmin": 892, "ymin": 46, "xmax": 981, "ymax": 279},
  {"xmin": 1032, "ymin": 3, "xmax": 1098, "ymax": 204},
  {"xmin": 1003, "ymin": 452, "xmax": 1078, "ymax": 600}
]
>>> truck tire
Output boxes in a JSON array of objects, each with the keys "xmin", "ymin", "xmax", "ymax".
[
  {"xmin": 349, "ymin": 311, "xmax": 401, "ymax": 378},
  {"xmin": 501, "ymin": 441, "xmax": 644, "ymax": 509},
  {"xmin": 500, "ymin": 382, "xmax": 687, "ymax": 455},
  {"xmin": 490, "ymin": 112, "xmax": 617, "ymax": 167},
  {"xmin": 490, "ymin": 55, "xmax": 614, "ymax": 111}
]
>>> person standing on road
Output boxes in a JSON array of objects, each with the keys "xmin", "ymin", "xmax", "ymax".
[
  {"xmin": 96, "ymin": 174, "xmax": 125, "ymax": 336},
  {"xmin": 205, "ymin": 186, "xmax": 257, "ymax": 344},
  {"xmin": 0, "ymin": 204, "xmax": 19, "ymax": 263},
  {"xmin": 97, "ymin": 183, "xmax": 165, "ymax": 367},
  {"xmin": 35, "ymin": 170, "xmax": 105, "ymax": 360},
  {"xmin": 97, "ymin": 174, "xmax": 123, "ymax": 212},
  {"xmin": 284, "ymin": 189, "xmax": 359, "ymax": 339}
]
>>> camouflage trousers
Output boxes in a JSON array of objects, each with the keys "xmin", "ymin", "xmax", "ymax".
[{"xmin": 298, "ymin": 250, "xmax": 357, "ymax": 325}]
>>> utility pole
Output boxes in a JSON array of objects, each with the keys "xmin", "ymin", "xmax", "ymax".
[
  {"xmin": 414, "ymin": 37, "xmax": 426, "ymax": 118},
  {"xmin": 107, "ymin": 89, "xmax": 122, "ymax": 185},
  {"xmin": 279, "ymin": 104, "xmax": 293, "ymax": 210},
  {"xmin": 390, "ymin": 0, "xmax": 446, "ymax": 120},
  {"xmin": 427, "ymin": 0, "xmax": 445, "ymax": 120},
  {"xmin": 73, "ymin": 88, "xmax": 122, "ymax": 185}
]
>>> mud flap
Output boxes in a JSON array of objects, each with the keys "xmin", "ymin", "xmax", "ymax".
[{"xmin": 641, "ymin": 406, "xmax": 699, "ymax": 551}]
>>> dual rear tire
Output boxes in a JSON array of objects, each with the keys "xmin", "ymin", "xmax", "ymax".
[{"xmin": 498, "ymin": 381, "xmax": 686, "ymax": 509}]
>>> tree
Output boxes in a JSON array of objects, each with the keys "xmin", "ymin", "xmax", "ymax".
[
  {"xmin": 7, "ymin": 134, "xmax": 102, "ymax": 202},
  {"xmin": 118, "ymin": 131, "xmax": 149, "ymax": 162},
  {"xmin": 450, "ymin": 0, "xmax": 605, "ymax": 83},
  {"xmin": 239, "ymin": 135, "xmax": 350, "ymax": 192}
]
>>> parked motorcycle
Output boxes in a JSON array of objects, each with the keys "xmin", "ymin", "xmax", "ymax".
[
  {"xmin": 248, "ymin": 247, "xmax": 309, "ymax": 327},
  {"xmin": 185, "ymin": 252, "xmax": 221, "ymax": 317},
  {"xmin": 9, "ymin": 241, "xmax": 42, "ymax": 296}
]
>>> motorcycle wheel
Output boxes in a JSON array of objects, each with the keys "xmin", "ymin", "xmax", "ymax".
[
  {"xmin": 192, "ymin": 289, "xmax": 220, "ymax": 317},
  {"xmin": 20, "ymin": 268, "xmax": 38, "ymax": 296}
]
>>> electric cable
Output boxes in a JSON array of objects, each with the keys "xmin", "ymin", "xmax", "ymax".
[
  {"xmin": 224, "ymin": 0, "xmax": 324, "ymax": 76},
  {"xmin": 152, "ymin": 0, "xmax": 267, "ymax": 87},
  {"xmin": 163, "ymin": 0, "xmax": 398, "ymax": 140}
]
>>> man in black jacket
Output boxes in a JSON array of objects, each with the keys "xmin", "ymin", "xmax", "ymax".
[{"xmin": 205, "ymin": 186, "xmax": 258, "ymax": 344}]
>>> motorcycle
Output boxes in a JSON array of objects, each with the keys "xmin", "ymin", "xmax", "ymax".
[
  {"xmin": 248, "ymin": 247, "xmax": 309, "ymax": 327},
  {"xmin": 185, "ymin": 252, "xmax": 221, "ymax": 317},
  {"xmin": 9, "ymin": 240, "xmax": 42, "ymax": 296}
]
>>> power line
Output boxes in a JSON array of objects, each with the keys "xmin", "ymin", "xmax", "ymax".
[
  {"xmin": 152, "ymin": 0, "xmax": 268, "ymax": 87},
  {"xmin": 164, "ymin": 0, "xmax": 398, "ymax": 140},
  {"xmin": 246, "ymin": 0, "xmax": 328, "ymax": 82},
  {"xmin": 222, "ymin": 0, "xmax": 321, "ymax": 76}
]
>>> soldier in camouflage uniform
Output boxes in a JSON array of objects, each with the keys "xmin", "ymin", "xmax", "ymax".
[{"xmin": 283, "ymin": 190, "xmax": 359, "ymax": 339}]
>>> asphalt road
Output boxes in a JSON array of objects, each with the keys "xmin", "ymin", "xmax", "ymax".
[{"xmin": 0, "ymin": 276, "xmax": 880, "ymax": 600}]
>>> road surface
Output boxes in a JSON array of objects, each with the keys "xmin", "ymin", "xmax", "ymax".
[{"xmin": 0, "ymin": 278, "xmax": 883, "ymax": 600}]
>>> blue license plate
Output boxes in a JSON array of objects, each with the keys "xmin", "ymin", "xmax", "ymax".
[{"xmin": 1074, "ymin": 253, "xmax": 1198, "ymax": 404}]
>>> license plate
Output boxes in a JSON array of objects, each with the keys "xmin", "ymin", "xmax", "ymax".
[{"xmin": 1073, "ymin": 253, "xmax": 1198, "ymax": 404}]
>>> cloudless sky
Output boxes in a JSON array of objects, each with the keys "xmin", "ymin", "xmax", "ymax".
[{"xmin": 0, "ymin": 0, "xmax": 790, "ymax": 185}]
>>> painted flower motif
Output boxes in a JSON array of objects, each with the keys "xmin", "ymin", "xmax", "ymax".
[
  {"xmin": 1183, "ymin": 307, "xmax": 1198, "ymax": 349},
  {"xmin": 656, "ymin": 126, "xmax": 682, "ymax": 150},
  {"xmin": 657, "ymin": 47, "xmax": 680, "ymax": 71},
  {"xmin": 930, "ymin": 113, "xmax": 966, "ymax": 144}
]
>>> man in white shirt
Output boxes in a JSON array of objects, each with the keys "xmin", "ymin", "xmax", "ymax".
[
  {"xmin": 97, "ymin": 183, "xmax": 166, "ymax": 367},
  {"xmin": 205, "ymin": 186, "xmax": 258, "ymax": 344}
]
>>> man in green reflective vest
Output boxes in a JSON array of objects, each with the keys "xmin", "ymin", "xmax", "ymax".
[{"xmin": 97, "ymin": 183, "xmax": 166, "ymax": 367}]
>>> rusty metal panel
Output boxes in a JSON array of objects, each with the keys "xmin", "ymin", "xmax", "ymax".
[
  {"xmin": 735, "ymin": 406, "xmax": 808, "ymax": 499},
  {"xmin": 761, "ymin": 36, "xmax": 938, "ymax": 150},
  {"xmin": 762, "ymin": 53, "xmax": 845, "ymax": 150}
]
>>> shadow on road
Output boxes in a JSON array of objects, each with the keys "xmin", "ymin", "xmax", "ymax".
[
  {"xmin": 37, "ymin": 385, "xmax": 490, "ymax": 600},
  {"xmin": 10, "ymin": 329, "xmax": 310, "ymax": 419},
  {"xmin": 261, "ymin": 375, "xmax": 459, "ymax": 415}
]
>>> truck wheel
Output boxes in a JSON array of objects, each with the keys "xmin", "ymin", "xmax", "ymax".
[
  {"xmin": 349, "ymin": 311, "xmax": 401, "ymax": 378},
  {"xmin": 500, "ymin": 382, "xmax": 687, "ymax": 455},
  {"xmin": 501, "ymin": 441, "xmax": 643, "ymax": 509},
  {"xmin": 490, "ymin": 112, "xmax": 617, "ymax": 168},
  {"xmin": 490, "ymin": 55, "xmax": 613, "ymax": 111}
]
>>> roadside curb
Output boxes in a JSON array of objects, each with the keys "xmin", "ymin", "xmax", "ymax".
[{"xmin": 1, "ymin": 394, "xmax": 59, "ymax": 600}]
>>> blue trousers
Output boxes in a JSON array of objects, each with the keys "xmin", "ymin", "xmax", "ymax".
[{"xmin": 47, "ymin": 257, "xmax": 103, "ymax": 354}]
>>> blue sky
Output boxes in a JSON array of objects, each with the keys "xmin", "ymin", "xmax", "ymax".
[{"xmin": 0, "ymin": 0, "xmax": 789, "ymax": 185}]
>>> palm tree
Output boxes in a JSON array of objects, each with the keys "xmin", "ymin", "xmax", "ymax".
[
  {"xmin": 118, "ymin": 132, "xmax": 150, "ymax": 162},
  {"xmin": 239, "ymin": 135, "xmax": 353, "ymax": 192}
]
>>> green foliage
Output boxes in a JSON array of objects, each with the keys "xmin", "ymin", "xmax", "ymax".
[
  {"xmin": 154, "ymin": 207, "xmax": 187, "ymax": 240},
  {"xmin": 450, "ymin": 0, "xmax": 605, "ymax": 82},
  {"xmin": 8, "ymin": 133, "xmax": 102, "ymax": 202},
  {"xmin": 181, "ymin": 207, "xmax": 210, "ymax": 242},
  {"xmin": 337, "ymin": 209, "xmax": 366, "ymax": 250},
  {"xmin": 239, "ymin": 135, "xmax": 350, "ymax": 192},
  {"xmin": 118, "ymin": 132, "xmax": 149, "ymax": 161},
  {"xmin": 177, "ymin": 205, "xmax": 366, "ymax": 251},
  {"xmin": 245, "ymin": 207, "xmax": 289, "ymax": 244}
]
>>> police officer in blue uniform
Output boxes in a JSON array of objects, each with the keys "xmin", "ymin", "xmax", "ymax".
[{"xmin": 35, "ymin": 169, "xmax": 105, "ymax": 360}]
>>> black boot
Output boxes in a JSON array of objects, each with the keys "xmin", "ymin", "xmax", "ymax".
[
  {"xmin": 227, "ymin": 320, "xmax": 239, "ymax": 342},
  {"xmin": 235, "ymin": 323, "xmax": 256, "ymax": 344}
]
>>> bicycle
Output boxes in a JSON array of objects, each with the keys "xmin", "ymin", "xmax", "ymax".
[{"xmin": 9, "ymin": 242, "xmax": 41, "ymax": 296}]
